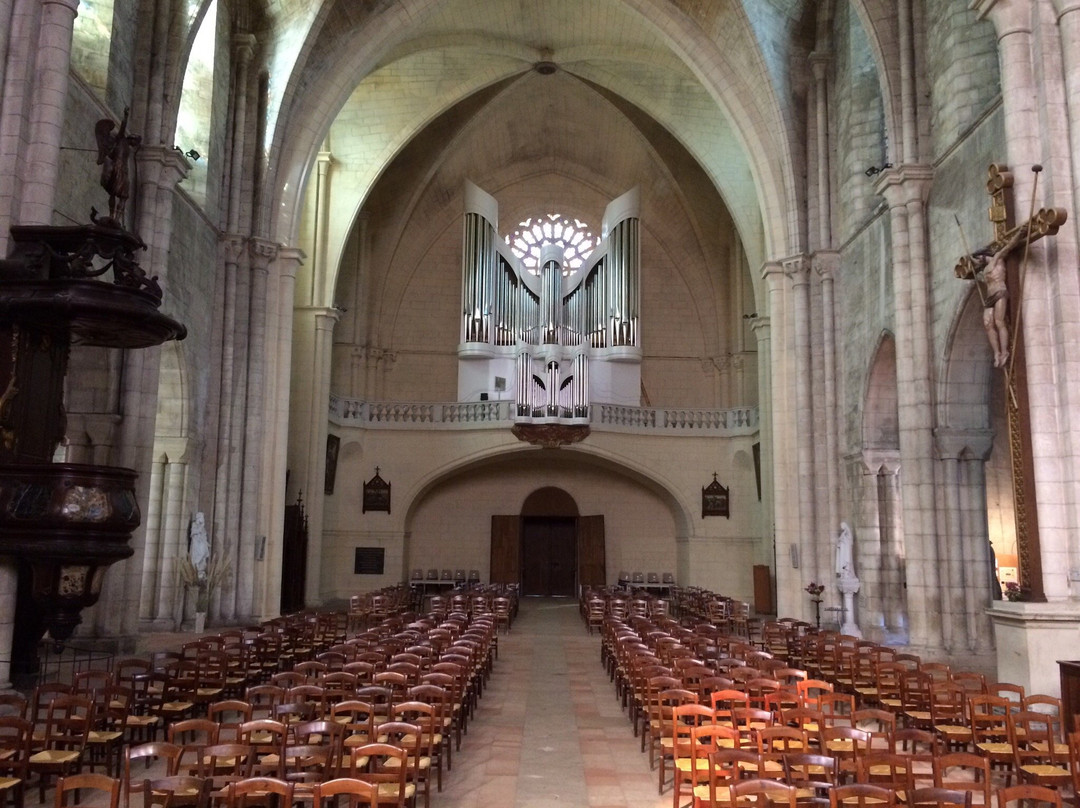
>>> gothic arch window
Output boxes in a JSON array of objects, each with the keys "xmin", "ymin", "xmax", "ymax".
[
  {"xmin": 507, "ymin": 214, "xmax": 596, "ymax": 274},
  {"xmin": 176, "ymin": 0, "xmax": 217, "ymax": 206}
]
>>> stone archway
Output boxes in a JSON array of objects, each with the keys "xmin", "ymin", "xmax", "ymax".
[{"xmin": 856, "ymin": 332, "xmax": 906, "ymax": 643}]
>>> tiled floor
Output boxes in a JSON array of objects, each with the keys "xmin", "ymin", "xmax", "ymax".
[{"xmin": 435, "ymin": 597, "xmax": 670, "ymax": 808}]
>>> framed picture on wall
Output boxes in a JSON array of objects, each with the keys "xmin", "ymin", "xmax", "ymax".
[
  {"xmin": 325, "ymin": 434, "xmax": 340, "ymax": 495},
  {"xmin": 363, "ymin": 467, "xmax": 391, "ymax": 514}
]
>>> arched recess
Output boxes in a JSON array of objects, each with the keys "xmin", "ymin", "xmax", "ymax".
[
  {"xmin": 399, "ymin": 447, "xmax": 693, "ymax": 589},
  {"xmin": 140, "ymin": 341, "xmax": 191, "ymax": 629},
  {"xmin": 936, "ymin": 289, "xmax": 999, "ymax": 652},
  {"xmin": 857, "ymin": 332, "xmax": 906, "ymax": 643}
]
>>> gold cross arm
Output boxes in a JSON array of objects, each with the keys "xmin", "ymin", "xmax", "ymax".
[{"xmin": 954, "ymin": 206, "xmax": 1068, "ymax": 280}]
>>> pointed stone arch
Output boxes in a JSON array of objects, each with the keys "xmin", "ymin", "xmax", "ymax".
[
  {"xmin": 935, "ymin": 288, "xmax": 999, "ymax": 655},
  {"xmin": 139, "ymin": 341, "xmax": 192, "ymax": 628},
  {"xmin": 854, "ymin": 331, "xmax": 906, "ymax": 642}
]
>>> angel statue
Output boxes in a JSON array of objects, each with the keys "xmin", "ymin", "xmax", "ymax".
[{"xmin": 94, "ymin": 107, "xmax": 141, "ymax": 228}]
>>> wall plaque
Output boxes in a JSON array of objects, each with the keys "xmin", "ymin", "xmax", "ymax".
[
  {"xmin": 702, "ymin": 472, "xmax": 730, "ymax": 518},
  {"xmin": 362, "ymin": 467, "xmax": 391, "ymax": 514}
]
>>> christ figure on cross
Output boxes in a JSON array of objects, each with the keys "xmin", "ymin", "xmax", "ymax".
[{"xmin": 969, "ymin": 226, "xmax": 1024, "ymax": 368}]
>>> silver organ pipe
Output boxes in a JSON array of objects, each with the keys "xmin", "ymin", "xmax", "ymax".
[
  {"xmin": 541, "ymin": 257, "xmax": 560, "ymax": 344},
  {"xmin": 546, "ymin": 361, "xmax": 559, "ymax": 415},
  {"xmin": 517, "ymin": 350, "xmax": 531, "ymax": 416}
]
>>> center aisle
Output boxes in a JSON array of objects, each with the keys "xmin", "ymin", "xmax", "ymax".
[{"xmin": 437, "ymin": 598, "xmax": 670, "ymax": 808}]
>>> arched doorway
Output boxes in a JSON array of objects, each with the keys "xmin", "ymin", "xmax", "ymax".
[
  {"xmin": 521, "ymin": 488, "xmax": 579, "ymax": 597},
  {"xmin": 490, "ymin": 486, "xmax": 605, "ymax": 596}
]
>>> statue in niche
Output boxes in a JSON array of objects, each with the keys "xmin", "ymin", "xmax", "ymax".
[
  {"xmin": 835, "ymin": 521, "xmax": 855, "ymax": 580},
  {"xmin": 189, "ymin": 511, "xmax": 210, "ymax": 580},
  {"xmin": 94, "ymin": 107, "xmax": 140, "ymax": 228}
]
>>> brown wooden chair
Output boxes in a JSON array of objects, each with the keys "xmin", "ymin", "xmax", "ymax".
[
  {"xmin": 29, "ymin": 695, "xmax": 92, "ymax": 802},
  {"xmin": 123, "ymin": 742, "xmax": 182, "ymax": 808},
  {"xmin": 729, "ymin": 778, "xmax": 798, "ymax": 808},
  {"xmin": 348, "ymin": 743, "xmax": 412, "ymax": 808},
  {"xmin": 784, "ymin": 752, "xmax": 839, "ymax": 808},
  {"xmin": 906, "ymin": 786, "xmax": 972, "ymax": 808},
  {"xmin": 932, "ymin": 751, "xmax": 991, "ymax": 808},
  {"xmin": 55, "ymin": 773, "xmax": 120, "ymax": 808},
  {"xmin": 0, "ymin": 716, "xmax": 31, "ymax": 808},
  {"xmin": 1009, "ymin": 710, "xmax": 1070, "ymax": 788},
  {"xmin": 310, "ymin": 778, "xmax": 377, "ymax": 808},
  {"xmin": 224, "ymin": 777, "xmax": 293, "ymax": 808},
  {"xmin": 997, "ymin": 784, "xmax": 1062, "ymax": 808},
  {"xmin": 829, "ymin": 783, "xmax": 896, "ymax": 808},
  {"xmin": 140, "ymin": 776, "xmax": 212, "ymax": 808}
]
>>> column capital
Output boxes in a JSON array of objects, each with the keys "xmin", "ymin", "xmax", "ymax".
[
  {"xmin": 1052, "ymin": 0, "xmax": 1080, "ymax": 20},
  {"xmin": 750, "ymin": 316, "xmax": 771, "ymax": 340},
  {"xmin": 761, "ymin": 261, "xmax": 785, "ymax": 285},
  {"xmin": 41, "ymin": 0, "xmax": 79, "ymax": 13},
  {"xmin": 276, "ymin": 246, "xmax": 305, "ymax": 280},
  {"xmin": 813, "ymin": 250, "xmax": 841, "ymax": 281},
  {"xmin": 860, "ymin": 448, "xmax": 901, "ymax": 475},
  {"xmin": 809, "ymin": 51, "xmax": 831, "ymax": 80},
  {"xmin": 249, "ymin": 237, "xmax": 279, "ymax": 268},
  {"xmin": 782, "ymin": 254, "xmax": 811, "ymax": 285},
  {"xmin": 874, "ymin": 164, "xmax": 934, "ymax": 206},
  {"xmin": 135, "ymin": 145, "xmax": 191, "ymax": 185},
  {"xmin": 971, "ymin": 0, "xmax": 1034, "ymax": 37},
  {"xmin": 934, "ymin": 427, "xmax": 995, "ymax": 460},
  {"xmin": 232, "ymin": 33, "xmax": 257, "ymax": 63},
  {"xmin": 222, "ymin": 234, "xmax": 248, "ymax": 264}
]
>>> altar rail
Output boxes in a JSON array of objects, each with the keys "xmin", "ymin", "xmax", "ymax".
[{"xmin": 329, "ymin": 396, "xmax": 758, "ymax": 436}]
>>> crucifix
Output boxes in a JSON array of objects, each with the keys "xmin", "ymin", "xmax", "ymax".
[{"xmin": 954, "ymin": 163, "xmax": 1067, "ymax": 602}]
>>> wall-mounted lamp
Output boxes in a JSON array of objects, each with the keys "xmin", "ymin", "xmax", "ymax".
[
  {"xmin": 864, "ymin": 163, "xmax": 893, "ymax": 177},
  {"xmin": 742, "ymin": 313, "xmax": 758, "ymax": 320},
  {"xmin": 184, "ymin": 149, "xmax": 201, "ymax": 161}
]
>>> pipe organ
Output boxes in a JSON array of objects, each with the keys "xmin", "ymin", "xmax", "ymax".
[{"xmin": 458, "ymin": 181, "xmax": 641, "ymax": 423}]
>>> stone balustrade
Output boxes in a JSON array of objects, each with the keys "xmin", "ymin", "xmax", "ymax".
[{"xmin": 329, "ymin": 395, "xmax": 758, "ymax": 436}]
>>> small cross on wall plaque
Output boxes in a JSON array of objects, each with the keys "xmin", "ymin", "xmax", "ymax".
[
  {"xmin": 702, "ymin": 472, "xmax": 729, "ymax": 519},
  {"xmin": 362, "ymin": 466, "xmax": 391, "ymax": 514}
]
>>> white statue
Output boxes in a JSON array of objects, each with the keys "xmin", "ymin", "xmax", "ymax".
[
  {"xmin": 835, "ymin": 521, "xmax": 855, "ymax": 579},
  {"xmin": 189, "ymin": 512, "xmax": 210, "ymax": 581}
]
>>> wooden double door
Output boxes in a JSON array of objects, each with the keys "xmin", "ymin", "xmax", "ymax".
[{"xmin": 490, "ymin": 514, "xmax": 605, "ymax": 596}]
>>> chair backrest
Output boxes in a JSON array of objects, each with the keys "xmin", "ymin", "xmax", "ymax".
[
  {"xmin": 728, "ymin": 778, "xmax": 798, "ymax": 808},
  {"xmin": 225, "ymin": 777, "xmax": 294, "ymax": 808},
  {"xmin": 830, "ymin": 783, "xmax": 897, "ymax": 808},
  {"xmin": 141, "ymin": 776, "xmax": 211, "ymax": 808},
  {"xmin": 56, "ymin": 773, "xmax": 121, "ymax": 808},
  {"xmin": 907, "ymin": 788, "xmax": 972, "ymax": 808},
  {"xmin": 997, "ymin": 784, "xmax": 1062, "ymax": 808},
  {"xmin": 311, "ymin": 778, "xmax": 377, "ymax": 808}
]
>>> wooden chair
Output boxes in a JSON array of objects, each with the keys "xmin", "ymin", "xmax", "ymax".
[
  {"xmin": 675, "ymin": 724, "xmax": 738, "ymax": 808},
  {"xmin": 348, "ymin": 743, "xmax": 412, "ymax": 808},
  {"xmin": 906, "ymin": 787, "xmax": 972, "ymax": 808},
  {"xmin": 224, "ymin": 777, "xmax": 293, "ymax": 808},
  {"xmin": 784, "ymin": 752, "xmax": 839, "ymax": 808},
  {"xmin": 829, "ymin": 783, "xmax": 896, "ymax": 808},
  {"xmin": 123, "ymin": 742, "xmax": 182, "ymax": 808},
  {"xmin": 168, "ymin": 719, "xmax": 220, "ymax": 776},
  {"xmin": 1009, "ymin": 710, "xmax": 1070, "ymax": 787},
  {"xmin": 310, "ymin": 778, "xmax": 377, "ymax": 808},
  {"xmin": 29, "ymin": 695, "xmax": 92, "ymax": 802},
  {"xmin": 997, "ymin": 784, "xmax": 1062, "ymax": 808},
  {"xmin": 728, "ymin": 778, "xmax": 798, "ymax": 808},
  {"xmin": 695, "ymin": 748, "xmax": 760, "ymax": 807},
  {"xmin": 856, "ymin": 752, "xmax": 912, "ymax": 801},
  {"xmin": 932, "ymin": 751, "xmax": 991, "ymax": 808},
  {"xmin": 55, "ymin": 773, "xmax": 120, "ymax": 808},
  {"xmin": 140, "ymin": 776, "xmax": 212, "ymax": 808},
  {"xmin": 208, "ymin": 701, "xmax": 253, "ymax": 743},
  {"xmin": 930, "ymin": 683, "xmax": 972, "ymax": 751},
  {"xmin": 0, "ymin": 716, "xmax": 30, "ymax": 808},
  {"xmin": 821, "ymin": 725, "xmax": 872, "ymax": 782},
  {"xmin": 375, "ymin": 722, "xmax": 428, "ymax": 808}
]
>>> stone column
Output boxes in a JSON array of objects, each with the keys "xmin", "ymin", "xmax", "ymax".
[
  {"xmin": 764, "ymin": 262, "xmax": 800, "ymax": 619},
  {"xmin": 850, "ymin": 453, "xmax": 886, "ymax": 641},
  {"xmin": 155, "ymin": 447, "xmax": 188, "ymax": 626},
  {"xmin": 786, "ymin": 255, "xmax": 819, "ymax": 591},
  {"xmin": 19, "ymin": 0, "xmax": 79, "ymax": 225},
  {"xmin": 752, "ymin": 316, "xmax": 775, "ymax": 588},
  {"xmin": 815, "ymin": 252, "xmax": 841, "ymax": 554},
  {"xmin": 809, "ymin": 53, "xmax": 832, "ymax": 248},
  {"xmin": 138, "ymin": 455, "xmax": 166, "ymax": 620},
  {"xmin": 960, "ymin": 433, "xmax": 996, "ymax": 652},
  {"xmin": 299, "ymin": 307, "xmax": 339, "ymax": 605},
  {"xmin": 0, "ymin": 559, "xmax": 16, "ymax": 689},
  {"xmin": 239, "ymin": 239, "xmax": 275, "ymax": 620},
  {"xmin": 876, "ymin": 166, "xmax": 940, "ymax": 652},
  {"xmin": 258, "ymin": 246, "xmax": 303, "ymax": 620}
]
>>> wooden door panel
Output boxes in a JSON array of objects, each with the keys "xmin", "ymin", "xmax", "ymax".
[
  {"xmin": 549, "ymin": 520, "xmax": 576, "ymax": 596},
  {"xmin": 578, "ymin": 514, "xmax": 605, "ymax": 587},
  {"xmin": 490, "ymin": 515, "xmax": 520, "ymax": 584}
]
